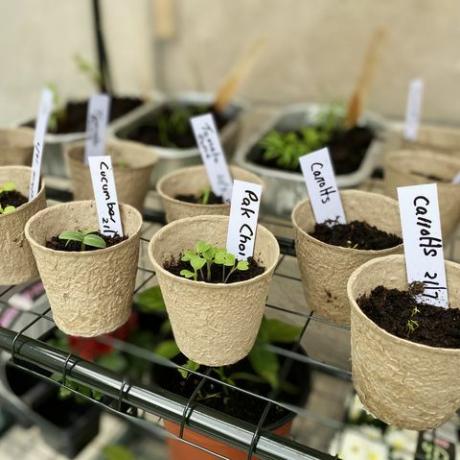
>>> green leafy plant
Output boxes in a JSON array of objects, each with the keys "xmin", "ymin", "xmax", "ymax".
[
  {"xmin": 259, "ymin": 104, "xmax": 344, "ymax": 170},
  {"xmin": 46, "ymin": 82, "xmax": 67, "ymax": 132},
  {"xmin": 0, "ymin": 181, "xmax": 18, "ymax": 215},
  {"xmin": 74, "ymin": 53, "xmax": 103, "ymax": 90},
  {"xmin": 58, "ymin": 230, "xmax": 107, "ymax": 250},
  {"xmin": 179, "ymin": 241, "xmax": 249, "ymax": 283}
]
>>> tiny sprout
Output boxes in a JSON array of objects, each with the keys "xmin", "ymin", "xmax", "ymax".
[
  {"xmin": 200, "ymin": 187, "xmax": 211, "ymax": 205},
  {"xmin": 58, "ymin": 230, "xmax": 107, "ymax": 251},
  {"xmin": 406, "ymin": 319, "xmax": 419, "ymax": 335},
  {"xmin": 0, "ymin": 205, "xmax": 16, "ymax": 215},
  {"xmin": 0, "ymin": 181, "xmax": 16, "ymax": 194},
  {"xmin": 179, "ymin": 241, "xmax": 250, "ymax": 283}
]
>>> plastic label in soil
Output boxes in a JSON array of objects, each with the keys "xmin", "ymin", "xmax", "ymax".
[
  {"xmin": 88, "ymin": 155, "xmax": 124, "ymax": 237},
  {"xmin": 397, "ymin": 183, "xmax": 448, "ymax": 307},
  {"xmin": 29, "ymin": 88, "xmax": 53, "ymax": 200},
  {"xmin": 84, "ymin": 94, "xmax": 110, "ymax": 164},
  {"xmin": 404, "ymin": 78, "xmax": 424, "ymax": 141},
  {"xmin": 190, "ymin": 113, "xmax": 233, "ymax": 202},
  {"xmin": 226, "ymin": 179, "xmax": 262, "ymax": 260},
  {"xmin": 299, "ymin": 147, "xmax": 346, "ymax": 225}
]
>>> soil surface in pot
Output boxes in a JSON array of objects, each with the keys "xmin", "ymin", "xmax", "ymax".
[
  {"xmin": 175, "ymin": 190, "xmax": 224, "ymax": 205},
  {"xmin": 153, "ymin": 345, "xmax": 310, "ymax": 427},
  {"xmin": 358, "ymin": 284, "xmax": 460, "ymax": 348},
  {"xmin": 124, "ymin": 103, "xmax": 236, "ymax": 149},
  {"xmin": 23, "ymin": 96, "xmax": 143, "ymax": 134},
  {"xmin": 411, "ymin": 171, "xmax": 448, "ymax": 183},
  {"xmin": 310, "ymin": 220, "xmax": 402, "ymax": 250},
  {"xmin": 46, "ymin": 232, "xmax": 127, "ymax": 252},
  {"xmin": 0, "ymin": 190, "xmax": 27, "ymax": 208},
  {"xmin": 164, "ymin": 256, "xmax": 264, "ymax": 283},
  {"xmin": 249, "ymin": 126, "xmax": 374, "ymax": 175}
]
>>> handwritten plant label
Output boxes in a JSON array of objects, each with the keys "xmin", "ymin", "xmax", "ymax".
[
  {"xmin": 190, "ymin": 113, "xmax": 233, "ymax": 202},
  {"xmin": 84, "ymin": 94, "xmax": 111, "ymax": 164},
  {"xmin": 299, "ymin": 147, "xmax": 346, "ymax": 225},
  {"xmin": 404, "ymin": 78, "xmax": 424, "ymax": 141},
  {"xmin": 29, "ymin": 88, "xmax": 53, "ymax": 200},
  {"xmin": 397, "ymin": 183, "xmax": 448, "ymax": 307},
  {"xmin": 88, "ymin": 156, "xmax": 123, "ymax": 237},
  {"xmin": 226, "ymin": 180, "xmax": 262, "ymax": 260}
]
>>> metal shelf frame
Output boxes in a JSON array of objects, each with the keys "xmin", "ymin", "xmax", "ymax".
[{"xmin": 5, "ymin": 186, "xmax": 457, "ymax": 459}]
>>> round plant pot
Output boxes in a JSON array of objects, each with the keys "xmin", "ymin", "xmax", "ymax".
[
  {"xmin": 292, "ymin": 190, "xmax": 403, "ymax": 324},
  {"xmin": 148, "ymin": 215, "xmax": 280, "ymax": 366},
  {"xmin": 25, "ymin": 200, "xmax": 142, "ymax": 337},
  {"xmin": 157, "ymin": 165, "xmax": 264, "ymax": 223},
  {"xmin": 0, "ymin": 166, "xmax": 46, "ymax": 285},
  {"xmin": 348, "ymin": 254, "xmax": 460, "ymax": 430},
  {"xmin": 0, "ymin": 128, "xmax": 34, "ymax": 166},
  {"xmin": 384, "ymin": 149, "xmax": 460, "ymax": 240},
  {"xmin": 65, "ymin": 139, "xmax": 158, "ymax": 212}
]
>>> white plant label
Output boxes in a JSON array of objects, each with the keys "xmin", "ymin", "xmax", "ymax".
[
  {"xmin": 299, "ymin": 148, "xmax": 346, "ymax": 225},
  {"xmin": 397, "ymin": 183, "xmax": 448, "ymax": 307},
  {"xmin": 29, "ymin": 88, "xmax": 53, "ymax": 200},
  {"xmin": 404, "ymin": 78, "xmax": 424, "ymax": 141},
  {"xmin": 84, "ymin": 94, "xmax": 110, "ymax": 164},
  {"xmin": 190, "ymin": 113, "xmax": 233, "ymax": 202},
  {"xmin": 226, "ymin": 180, "xmax": 262, "ymax": 260},
  {"xmin": 88, "ymin": 155, "xmax": 123, "ymax": 237}
]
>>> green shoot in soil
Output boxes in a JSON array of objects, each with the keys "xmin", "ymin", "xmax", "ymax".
[{"xmin": 58, "ymin": 230, "xmax": 107, "ymax": 250}]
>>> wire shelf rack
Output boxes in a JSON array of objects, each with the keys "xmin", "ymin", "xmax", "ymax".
[{"xmin": 0, "ymin": 185, "xmax": 458, "ymax": 460}]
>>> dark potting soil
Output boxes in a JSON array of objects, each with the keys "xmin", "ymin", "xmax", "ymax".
[
  {"xmin": 411, "ymin": 171, "xmax": 448, "ymax": 183},
  {"xmin": 164, "ymin": 257, "xmax": 264, "ymax": 283},
  {"xmin": 23, "ymin": 96, "xmax": 143, "ymax": 134},
  {"xmin": 249, "ymin": 126, "xmax": 374, "ymax": 175},
  {"xmin": 310, "ymin": 220, "xmax": 402, "ymax": 250},
  {"xmin": 0, "ymin": 190, "xmax": 27, "ymax": 209},
  {"xmin": 175, "ymin": 191, "xmax": 224, "ymax": 205},
  {"xmin": 124, "ymin": 103, "xmax": 235, "ymax": 149},
  {"xmin": 358, "ymin": 284, "xmax": 460, "ymax": 348},
  {"xmin": 153, "ymin": 345, "xmax": 310, "ymax": 427},
  {"xmin": 46, "ymin": 232, "xmax": 127, "ymax": 252}
]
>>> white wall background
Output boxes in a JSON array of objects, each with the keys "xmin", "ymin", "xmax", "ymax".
[{"xmin": 1, "ymin": 0, "xmax": 460, "ymax": 125}]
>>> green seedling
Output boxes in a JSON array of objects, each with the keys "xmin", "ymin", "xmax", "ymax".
[
  {"xmin": 0, "ymin": 182, "xmax": 19, "ymax": 215},
  {"xmin": 58, "ymin": 229, "xmax": 107, "ymax": 250},
  {"xmin": 200, "ymin": 187, "xmax": 211, "ymax": 205},
  {"xmin": 179, "ymin": 241, "xmax": 249, "ymax": 283},
  {"xmin": 259, "ymin": 104, "xmax": 344, "ymax": 170},
  {"xmin": 74, "ymin": 53, "xmax": 103, "ymax": 90}
]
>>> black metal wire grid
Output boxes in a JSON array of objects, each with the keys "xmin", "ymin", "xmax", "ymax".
[{"xmin": 0, "ymin": 190, "xmax": 457, "ymax": 459}]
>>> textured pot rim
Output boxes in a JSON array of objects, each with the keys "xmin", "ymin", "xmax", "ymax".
[
  {"xmin": 156, "ymin": 164, "xmax": 263, "ymax": 211},
  {"xmin": 0, "ymin": 166, "xmax": 45, "ymax": 223},
  {"xmin": 348, "ymin": 253, "xmax": 460, "ymax": 355},
  {"xmin": 0, "ymin": 126, "xmax": 35, "ymax": 144},
  {"xmin": 291, "ymin": 189, "xmax": 403, "ymax": 255},
  {"xmin": 66, "ymin": 140, "xmax": 159, "ymax": 172},
  {"xmin": 25, "ymin": 200, "xmax": 143, "ymax": 258},
  {"xmin": 385, "ymin": 149, "xmax": 460, "ymax": 188},
  {"xmin": 149, "ymin": 214, "xmax": 280, "ymax": 289}
]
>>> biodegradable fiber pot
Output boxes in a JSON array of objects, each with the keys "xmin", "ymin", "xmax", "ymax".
[
  {"xmin": 25, "ymin": 201, "xmax": 142, "ymax": 337},
  {"xmin": 292, "ymin": 190, "xmax": 403, "ymax": 324},
  {"xmin": 348, "ymin": 254, "xmax": 460, "ymax": 430},
  {"xmin": 0, "ymin": 166, "xmax": 46, "ymax": 285},
  {"xmin": 0, "ymin": 128, "xmax": 34, "ymax": 166},
  {"xmin": 157, "ymin": 165, "xmax": 264, "ymax": 222},
  {"xmin": 66, "ymin": 139, "xmax": 158, "ymax": 212},
  {"xmin": 384, "ymin": 150, "xmax": 460, "ymax": 240},
  {"xmin": 148, "ymin": 215, "xmax": 280, "ymax": 366}
]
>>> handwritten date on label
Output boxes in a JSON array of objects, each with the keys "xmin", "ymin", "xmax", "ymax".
[
  {"xmin": 88, "ymin": 155, "xmax": 123, "ymax": 237},
  {"xmin": 299, "ymin": 148, "xmax": 346, "ymax": 225},
  {"xmin": 226, "ymin": 180, "xmax": 262, "ymax": 260},
  {"xmin": 397, "ymin": 183, "xmax": 448, "ymax": 307},
  {"xmin": 190, "ymin": 113, "xmax": 233, "ymax": 202},
  {"xmin": 84, "ymin": 94, "xmax": 111, "ymax": 164}
]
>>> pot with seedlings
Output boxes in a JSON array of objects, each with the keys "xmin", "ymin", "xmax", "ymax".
[
  {"xmin": 0, "ymin": 127, "xmax": 34, "ymax": 166},
  {"xmin": 0, "ymin": 166, "xmax": 46, "ymax": 285},
  {"xmin": 149, "ymin": 214, "xmax": 279, "ymax": 366},
  {"xmin": 66, "ymin": 138, "xmax": 158, "ymax": 212},
  {"xmin": 25, "ymin": 200, "xmax": 142, "ymax": 336},
  {"xmin": 292, "ymin": 149, "xmax": 402, "ymax": 324},
  {"xmin": 384, "ymin": 150, "xmax": 460, "ymax": 240}
]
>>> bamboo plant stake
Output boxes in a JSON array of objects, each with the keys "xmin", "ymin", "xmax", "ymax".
[
  {"xmin": 214, "ymin": 38, "xmax": 266, "ymax": 113},
  {"xmin": 345, "ymin": 27, "xmax": 387, "ymax": 128}
]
